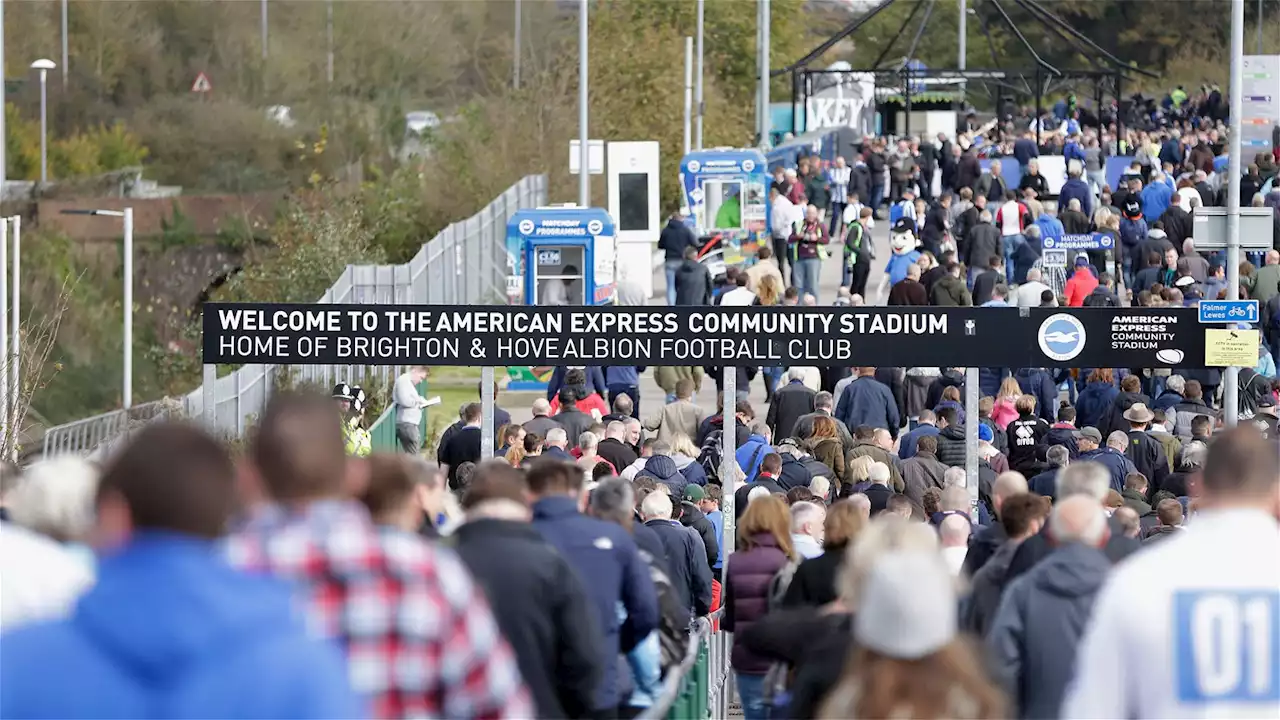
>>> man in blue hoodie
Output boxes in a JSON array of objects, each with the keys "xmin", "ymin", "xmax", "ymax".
[
  {"xmin": 1057, "ymin": 163, "xmax": 1093, "ymax": 219},
  {"xmin": 736, "ymin": 423, "xmax": 773, "ymax": 481},
  {"xmin": 530, "ymin": 459, "xmax": 659, "ymax": 716},
  {"xmin": 1140, "ymin": 171, "xmax": 1173, "ymax": 222},
  {"xmin": 0, "ymin": 422, "xmax": 361, "ymax": 719}
]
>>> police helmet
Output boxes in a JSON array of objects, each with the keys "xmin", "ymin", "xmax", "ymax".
[
  {"xmin": 332, "ymin": 383, "xmax": 354, "ymax": 401},
  {"xmin": 350, "ymin": 386, "xmax": 368, "ymax": 413}
]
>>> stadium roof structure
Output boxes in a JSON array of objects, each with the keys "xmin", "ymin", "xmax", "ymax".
[{"xmin": 777, "ymin": 0, "xmax": 1157, "ymax": 139}]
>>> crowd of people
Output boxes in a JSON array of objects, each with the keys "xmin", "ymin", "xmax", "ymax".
[
  {"xmin": 3, "ymin": 345, "xmax": 1275, "ymax": 720},
  {"xmin": 370, "ymin": 343, "xmax": 1280, "ymax": 719}
]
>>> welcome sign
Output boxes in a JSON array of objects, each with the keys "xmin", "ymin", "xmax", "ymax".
[{"xmin": 204, "ymin": 305, "xmax": 1210, "ymax": 368}]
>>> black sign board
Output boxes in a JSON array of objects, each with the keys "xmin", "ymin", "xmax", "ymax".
[{"xmin": 203, "ymin": 304, "xmax": 1210, "ymax": 368}]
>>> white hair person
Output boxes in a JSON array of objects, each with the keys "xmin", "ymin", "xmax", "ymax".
[{"xmin": 8, "ymin": 458, "xmax": 99, "ymax": 544}]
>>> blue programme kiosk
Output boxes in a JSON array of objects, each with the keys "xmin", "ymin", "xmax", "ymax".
[
  {"xmin": 504, "ymin": 204, "xmax": 617, "ymax": 390},
  {"xmin": 679, "ymin": 148, "xmax": 771, "ymax": 269}
]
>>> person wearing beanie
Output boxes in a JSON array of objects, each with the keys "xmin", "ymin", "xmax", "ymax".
[
  {"xmin": 677, "ymin": 485, "xmax": 719, "ymax": 572},
  {"xmin": 818, "ymin": 549, "xmax": 1006, "ymax": 719}
]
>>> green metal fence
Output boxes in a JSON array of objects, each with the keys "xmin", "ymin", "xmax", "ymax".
[{"xmin": 369, "ymin": 380, "xmax": 428, "ymax": 452}]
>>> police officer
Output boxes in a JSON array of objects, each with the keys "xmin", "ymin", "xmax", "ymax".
[{"xmin": 335, "ymin": 384, "xmax": 371, "ymax": 457}]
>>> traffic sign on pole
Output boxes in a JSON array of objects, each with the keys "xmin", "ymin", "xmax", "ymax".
[
  {"xmin": 1198, "ymin": 299, "xmax": 1259, "ymax": 324},
  {"xmin": 191, "ymin": 72, "xmax": 213, "ymax": 94}
]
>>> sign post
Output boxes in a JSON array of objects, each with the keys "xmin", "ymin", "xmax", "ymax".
[
  {"xmin": 481, "ymin": 366, "xmax": 495, "ymax": 461},
  {"xmin": 1197, "ymin": 300, "xmax": 1259, "ymax": 325},
  {"xmin": 191, "ymin": 71, "xmax": 213, "ymax": 94},
  {"xmin": 964, "ymin": 367, "xmax": 979, "ymax": 511},
  {"xmin": 204, "ymin": 306, "xmax": 1212, "ymax": 371},
  {"xmin": 720, "ymin": 368, "xmax": 737, "ymax": 558}
]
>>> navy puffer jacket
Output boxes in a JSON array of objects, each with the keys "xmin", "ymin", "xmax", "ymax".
[{"xmin": 636, "ymin": 455, "xmax": 686, "ymax": 497}]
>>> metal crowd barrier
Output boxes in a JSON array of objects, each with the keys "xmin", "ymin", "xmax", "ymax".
[
  {"xmin": 40, "ymin": 400, "xmax": 178, "ymax": 459},
  {"xmin": 639, "ymin": 608, "xmax": 732, "ymax": 720}
]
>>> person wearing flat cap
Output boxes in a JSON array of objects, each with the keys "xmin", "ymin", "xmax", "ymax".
[{"xmin": 1122, "ymin": 403, "xmax": 1168, "ymax": 496}]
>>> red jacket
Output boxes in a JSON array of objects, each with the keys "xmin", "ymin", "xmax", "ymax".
[
  {"xmin": 549, "ymin": 392, "xmax": 609, "ymax": 418},
  {"xmin": 1064, "ymin": 267, "xmax": 1099, "ymax": 307}
]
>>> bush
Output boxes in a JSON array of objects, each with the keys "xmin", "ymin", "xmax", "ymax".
[
  {"xmin": 128, "ymin": 97, "xmax": 302, "ymax": 192},
  {"xmin": 4, "ymin": 105, "xmax": 148, "ymax": 181}
]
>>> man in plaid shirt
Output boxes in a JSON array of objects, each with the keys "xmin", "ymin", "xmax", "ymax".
[{"xmin": 226, "ymin": 393, "xmax": 532, "ymax": 720}]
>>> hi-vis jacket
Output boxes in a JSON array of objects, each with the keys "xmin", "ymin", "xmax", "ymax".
[{"xmin": 343, "ymin": 417, "xmax": 371, "ymax": 457}]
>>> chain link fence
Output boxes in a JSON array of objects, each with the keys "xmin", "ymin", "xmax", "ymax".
[{"xmin": 40, "ymin": 175, "xmax": 547, "ymax": 459}]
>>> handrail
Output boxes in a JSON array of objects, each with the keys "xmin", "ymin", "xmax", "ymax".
[
  {"xmin": 637, "ymin": 606, "xmax": 728, "ymax": 720},
  {"xmin": 638, "ymin": 616, "xmax": 712, "ymax": 720}
]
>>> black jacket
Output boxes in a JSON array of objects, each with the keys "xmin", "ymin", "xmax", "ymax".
[
  {"xmin": 936, "ymin": 424, "xmax": 968, "ymax": 467},
  {"xmin": 1005, "ymin": 413, "xmax": 1050, "ymax": 474},
  {"xmin": 766, "ymin": 381, "xmax": 817, "ymax": 441},
  {"xmin": 920, "ymin": 205, "xmax": 951, "ymax": 256},
  {"xmin": 678, "ymin": 502, "xmax": 720, "ymax": 572},
  {"xmin": 962, "ymin": 522, "xmax": 1008, "ymax": 577},
  {"xmin": 1082, "ymin": 285, "xmax": 1121, "ymax": 308},
  {"xmin": 1157, "ymin": 203, "xmax": 1192, "ymax": 244},
  {"xmin": 733, "ymin": 476, "xmax": 787, "ymax": 520},
  {"xmin": 781, "ymin": 543, "xmax": 847, "ymax": 608},
  {"xmin": 555, "ymin": 407, "xmax": 595, "ymax": 448},
  {"xmin": 1136, "ymin": 234, "xmax": 1172, "ymax": 270},
  {"xmin": 438, "ymin": 425, "xmax": 482, "ymax": 488},
  {"xmin": 863, "ymin": 483, "xmax": 895, "ymax": 515},
  {"xmin": 1103, "ymin": 391, "xmax": 1151, "ymax": 438},
  {"xmin": 644, "ymin": 519, "xmax": 712, "ymax": 619},
  {"xmin": 966, "ymin": 224, "xmax": 1003, "ymax": 275},
  {"xmin": 453, "ymin": 519, "xmax": 603, "ymax": 719},
  {"xmin": 1018, "ymin": 172, "xmax": 1049, "ymax": 197},
  {"xmin": 597, "ymin": 438, "xmax": 637, "ymax": 477},
  {"xmin": 926, "ymin": 370, "xmax": 966, "ymax": 410},
  {"xmin": 962, "ymin": 537, "xmax": 1019, "ymax": 637},
  {"xmin": 1125, "ymin": 430, "xmax": 1169, "ymax": 494},
  {"xmin": 673, "ymin": 258, "xmax": 713, "ymax": 306},
  {"xmin": 658, "ymin": 218, "xmax": 697, "ymax": 260},
  {"xmin": 1060, "ymin": 208, "xmax": 1091, "ymax": 235},
  {"xmin": 973, "ymin": 268, "xmax": 1004, "ymax": 307}
]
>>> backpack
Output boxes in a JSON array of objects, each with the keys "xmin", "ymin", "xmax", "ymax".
[
  {"xmin": 637, "ymin": 548, "xmax": 690, "ymax": 671},
  {"xmin": 697, "ymin": 429, "xmax": 724, "ymax": 483},
  {"xmin": 1238, "ymin": 369, "xmax": 1270, "ymax": 420}
]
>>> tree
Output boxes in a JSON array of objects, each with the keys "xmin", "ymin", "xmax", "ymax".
[{"xmin": 0, "ymin": 278, "xmax": 76, "ymax": 461}]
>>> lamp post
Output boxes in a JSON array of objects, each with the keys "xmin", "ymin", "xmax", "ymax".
[
  {"xmin": 7, "ymin": 215, "xmax": 17, "ymax": 461},
  {"xmin": 578, "ymin": 0, "xmax": 589, "ymax": 207},
  {"xmin": 60, "ymin": 208, "xmax": 134, "ymax": 410},
  {"xmin": 30, "ymin": 59, "xmax": 56, "ymax": 186}
]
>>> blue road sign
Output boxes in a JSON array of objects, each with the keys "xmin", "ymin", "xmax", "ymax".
[
  {"xmin": 1198, "ymin": 300, "xmax": 1259, "ymax": 324},
  {"xmin": 1043, "ymin": 233, "xmax": 1114, "ymax": 251}
]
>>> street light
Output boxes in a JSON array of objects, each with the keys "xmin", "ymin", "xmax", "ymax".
[
  {"xmin": 30, "ymin": 58, "xmax": 56, "ymax": 186},
  {"xmin": 60, "ymin": 208, "xmax": 134, "ymax": 410}
]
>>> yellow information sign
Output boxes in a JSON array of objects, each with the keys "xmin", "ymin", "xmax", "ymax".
[{"xmin": 1204, "ymin": 328, "xmax": 1261, "ymax": 367}]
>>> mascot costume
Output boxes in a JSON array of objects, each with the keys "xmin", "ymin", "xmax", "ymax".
[{"xmin": 882, "ymin": 217, "xmax": 923, "ymax": 294}]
